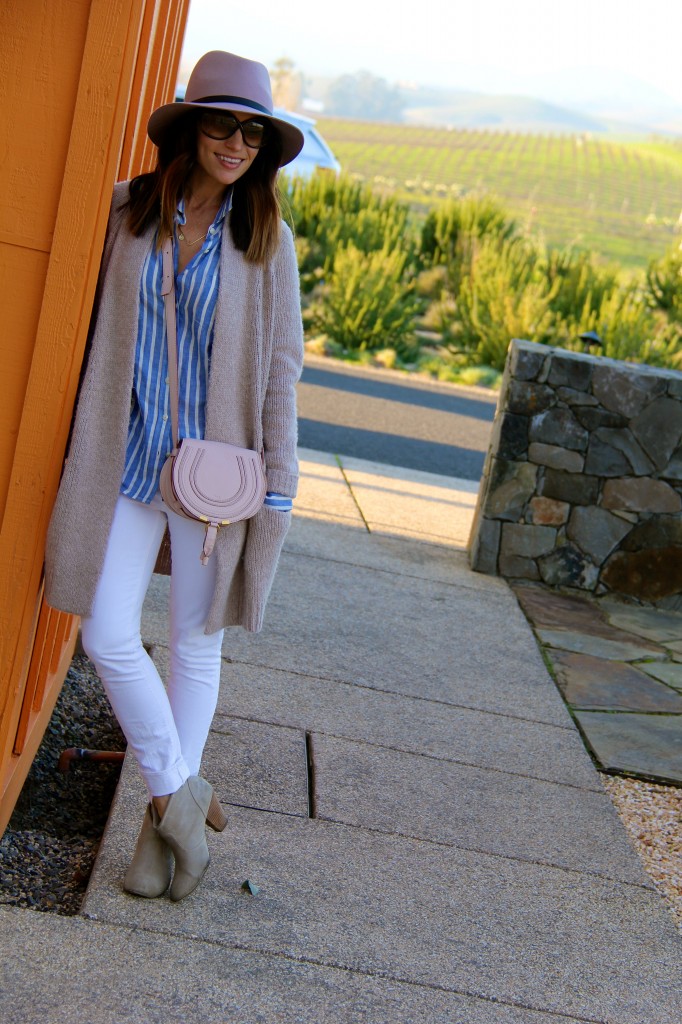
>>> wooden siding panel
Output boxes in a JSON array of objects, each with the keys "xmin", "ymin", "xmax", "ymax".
[
  {"xmin": 0, "ymin": 246, "xmax": 50, "ymax": 526},
  {"xmin": 119, "ymin": 0, "xmax": 191, "ymax": 179},
  {"xmin": 0, "ymin": 0, "xmax": 148, "ymax": 829},
  {"xmin": 0, "ymin": 0, "xmax": 189, "ymax": 835},
  {"xmin": 3, "ymin": 615, "xmax": 78, "ymax": 815},
  {"xmin": 0, "ymin": 0, "xmax": 91, "ymax": 252}
]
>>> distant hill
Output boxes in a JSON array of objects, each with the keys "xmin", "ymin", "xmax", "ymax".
[
  {"xmin": 401, "ymin": 92, "xmax": 608, "ymax": 134},
  {"xmin": 397, "ymin": 81, "xmax": 682, "ymax": 137},
  {"xmin": 303, "ymin": 71, "xmax": 682, "ymax": 138},
  {"xmin": 517, "ymin": 66, "xmax": 682, "ymax": 134}
]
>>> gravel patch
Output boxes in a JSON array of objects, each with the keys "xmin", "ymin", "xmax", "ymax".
[
  {"xmin": 0, "ymin": 653, "xmax": 125, "ymax": 916},
  {"xmin": 602, "ymin": 774, "xmax": 682, "ymax": 931}
]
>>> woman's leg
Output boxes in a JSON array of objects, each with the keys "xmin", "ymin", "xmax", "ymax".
[
  {"xmin": 164, "ymin": 500, "xmax": 225, "ymax": 777},
  {"xmin": 80, "ymin": 494, "xmax": 190, "ymax": 797}
]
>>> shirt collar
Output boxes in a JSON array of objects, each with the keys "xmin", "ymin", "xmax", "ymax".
[{"xmin": 175, "ymin": 189, "xmax": 232, "ymax": 232}]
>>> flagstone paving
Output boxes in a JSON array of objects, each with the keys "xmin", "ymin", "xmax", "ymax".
[{"xmin": 514, "ymin": 584, "xmax": 682, "ymax": 784}]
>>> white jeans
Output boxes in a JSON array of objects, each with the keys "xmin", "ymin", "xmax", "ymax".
[{"xmin": 81, "ymin": 493, "xmax": 225, "ymax": 797}]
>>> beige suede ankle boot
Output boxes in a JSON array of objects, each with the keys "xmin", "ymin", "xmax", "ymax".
[
  {"xmin": 123, "ymin": 804, "xmax": 172, "ymax": 898},
  {"xmin": 155, "ymin": 776, "xmax": 224, "ymax": 901}
]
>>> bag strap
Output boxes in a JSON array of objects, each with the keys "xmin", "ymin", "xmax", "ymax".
[{"xmin": 161, "ymin": 237, "xmax": 180, "ymax": 449}]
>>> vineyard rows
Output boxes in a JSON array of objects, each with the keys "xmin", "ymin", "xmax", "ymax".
[{"xmin": 317, "ymin": 119, "xmax": 682, "ymax": 269}]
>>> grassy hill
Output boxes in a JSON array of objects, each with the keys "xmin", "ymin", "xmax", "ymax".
[
  {"xmin": 402, "ymin": 93, "xmax": 608, "ymax": 134},
  {"xmin": 317, "ymin": 119, "xmax": 682, "ymax": 270}
]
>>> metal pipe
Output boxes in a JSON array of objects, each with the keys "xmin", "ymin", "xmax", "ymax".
[{"xmin": 58, "ymin": 747, "xmax": 125, "ymax": 774}]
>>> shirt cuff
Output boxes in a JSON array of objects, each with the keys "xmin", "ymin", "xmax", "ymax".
[{"xmin": 264, "ymin": 491, "xmax": 293, "ymax": 511}]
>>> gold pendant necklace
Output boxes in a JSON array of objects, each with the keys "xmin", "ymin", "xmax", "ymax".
[{"xmin": 177, "ymin": 228, "xmax": 206, "ymax": 246}]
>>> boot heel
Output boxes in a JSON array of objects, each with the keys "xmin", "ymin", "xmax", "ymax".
[{"xmin": 206, "ymin": 792, "xmax": 228, "ymax": 832}]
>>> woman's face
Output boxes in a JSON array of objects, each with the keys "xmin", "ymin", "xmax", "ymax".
[{"xmin": 194, "ymin": 110, "xmax": 264, "ymax": 189}]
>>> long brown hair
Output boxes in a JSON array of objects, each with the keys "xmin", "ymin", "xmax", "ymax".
[{"xmin": 127, "ymin": 110, "xmax": 283, "ymax": 264}]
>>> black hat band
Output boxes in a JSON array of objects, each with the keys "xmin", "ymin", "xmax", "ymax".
[{"xmin": 192, "ymin": 95, "xmax": 272, "ymax": 115}]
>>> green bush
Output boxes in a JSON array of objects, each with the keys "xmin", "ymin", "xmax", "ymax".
[
  {"xmin": 283, "ymin": 172, "xmax": 414, "ymax": 291},
  {"xmin": 647, "ymin": 244, "xmax": 682, "ymax": 322},
  {"xmin": 420, "ymin": 195, "xmax": 517, "ymax": 293},
  {"xmin": 544, "ymin": 248, "xmax": 619, "ymax": 324},
  {"xmin": 286, "ymin": 171, "xmax": 682, "ymax": 378},
  {"xmin": 421, "ymin": 195, "xmax": 516, "ymax": 262},
  {"xmin": 306, "ymin": 241, "xmax": 420, "ymax": 358},
  {"xmin": 452, "ymin": 236, "xmax": 558, "ymax": 369},
  {"xmin": 562, "ymin": 285, "xmax": 658, "ymax": 362}
]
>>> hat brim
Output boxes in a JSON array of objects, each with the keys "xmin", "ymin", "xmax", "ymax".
[{"xmin": 147, "ymin": 100, "xmax": 304, "ymax": 167}]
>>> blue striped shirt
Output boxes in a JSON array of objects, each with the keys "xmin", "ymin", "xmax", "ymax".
[{"xmin": 120, "ymin": 195, "xmax": 292, "ymax": 511}]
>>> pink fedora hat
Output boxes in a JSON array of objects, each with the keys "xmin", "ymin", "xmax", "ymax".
[{"xmin": 147, "ymin": 51, "xmax": 304, "ymax": 166}]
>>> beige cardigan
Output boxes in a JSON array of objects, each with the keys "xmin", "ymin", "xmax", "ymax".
[{"xmin": 45, "ymin": 182, "xmax": 303, "ymax": 633}]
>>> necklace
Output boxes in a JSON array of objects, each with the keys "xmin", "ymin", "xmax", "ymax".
[{"xmin": 177, "ymin": 227, "xmax": 207, "ymax": 246}]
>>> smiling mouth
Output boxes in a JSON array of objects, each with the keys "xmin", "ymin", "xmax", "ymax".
[{"xmin": 216, "ymin": 154, "xmax": 242, "ymax": 167}]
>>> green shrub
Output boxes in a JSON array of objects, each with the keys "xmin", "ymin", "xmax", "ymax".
[
  {"xmin": 307, "ymin": 241, "xmax": 420, "ymax": 358},
  {"xmin": 544, "ymin": 248, "xmax": 619, "ymax": 324},
  {"xmin": 647, "ymin": 244, "xmax": 682, "ymax": 322},
  {"xmin": 456, "ymin": 366, "xmax": 502, "ymax": 388},
  {"xmin": 452, "ymin": 236, "xmax": 558, "ymax": 369},
  {"xmin": 558, "ymin": 283, "xmax": 671, "ymax": 366},
  {"xmin": 420, "ymin": 195, "xmax": 517, "ymax": 294},
  {"xmin": 646, "ymin": 320, "xmax": 682, "ymax": 369},
  {"xmin": 284, "ymin": 172, "xmax": 415, "ymax": 291},
  {"xmin": 288, "ymin": 170, "xmax": 682, "ymax": 377}
]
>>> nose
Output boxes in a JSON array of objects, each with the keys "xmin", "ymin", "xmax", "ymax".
[{"xmin": 222, "ymin": 127, "xmax": 244, "ymax": 151}]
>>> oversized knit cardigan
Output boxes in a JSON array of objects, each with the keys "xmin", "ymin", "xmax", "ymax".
[{"xmin": 45, "ymin": 181, "xmax": 303, "ymax": 633}]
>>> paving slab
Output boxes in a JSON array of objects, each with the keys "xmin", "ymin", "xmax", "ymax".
[
  {"xmin": 276, "ymin": 516, "xmax": 505, "ymax": 594},
  {"xmin": 145, "ymin": 553, "xmax": 570, "ymax": 727},
  {"xmin": 204, "ymin": 715, "xmax": 309, "ymax": 817},
  {"xmin": 1, "ymin": 907, "xmax": 585, "ymax": 1024},
  {"xmin": 83, "ymin": 804, "xmax": 682, "ymax": 1024},
  {"xmin": 574, "ymin": 710, "xmax": 682, "ymax": 783},
  {"xmin": 514, "ymin": 585, "xmax": 665, "ymax": 652},
  {"xmin": 599, "ymin": 598, "xmax": 682, "ymax": 643},
  {"xmin": 296, "ymin": 448, "xmax": 365, "ymax": 529},
  {"xmin": 203, "ymin": 657, "xmax": 601, "ymax": 790},
  {"xmin": 638, "ymin": 660, "xmax": 682, "ymax": 691},
  {"xmin": 85, "ymin": 726, "xmax": 309, "ymax": 920},
  {"xmin": 537, "ymin": 628, "xmax": 668, "ymax": 663},
  {"xmin": 293, "ymin": 448, "xmax": 495, "ymax": 578},
  {"xmin": 339, "ymin": 454, "xmax": 479, "ymax": 548},
  {"xmin": 309, "ymin": 733, "xmax": 650, "ymax": 884},
  {"xmin": 549, "ymin": 649, "xmax": 682, "ymax": 711},
  {"xmin": 225, "ymin": 555, "xmax": 573, "ymax": 727}
]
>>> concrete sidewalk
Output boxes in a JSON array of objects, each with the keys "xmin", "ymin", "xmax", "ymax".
[{"xmin": 1, "ymin": 448, "xmax": 681, "ymax": 1023}]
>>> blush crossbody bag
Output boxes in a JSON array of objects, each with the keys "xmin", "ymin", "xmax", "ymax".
[{"xmin": 158, "ymin": 237, "xmax": 266, "ymax": 565}]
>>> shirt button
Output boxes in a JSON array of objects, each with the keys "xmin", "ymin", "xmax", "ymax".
[
  {"xmin": 162, "ymin": 414, "xmax": 168, "ymax": 421},
  {"xmin": 165, "ymin": 377, "xmax": 169, "ymax": 385}
]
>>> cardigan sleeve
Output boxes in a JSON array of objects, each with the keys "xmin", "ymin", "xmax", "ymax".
[
  {"xmin": 64, "ymin": 181, "xmax": 133, "ymax": 454},
  {"xmin": 260, "ymin": 222, "xmax": 304, "ymax": 497},
  {"xmin": 79, "ymin": 183, "xmax": 130, "ymax": 368}
]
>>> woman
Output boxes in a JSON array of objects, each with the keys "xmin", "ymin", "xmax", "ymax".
[{"xmin": 45, "ymin": 51, "xmax": 305, "ymax": 902}]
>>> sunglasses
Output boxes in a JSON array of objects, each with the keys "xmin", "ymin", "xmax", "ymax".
[{"xmin": 199, "ymin": 111, "xmax": 270, "ymax": 149}]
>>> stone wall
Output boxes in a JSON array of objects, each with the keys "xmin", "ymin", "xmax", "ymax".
[{"xmin": 468, "ymin": 340, "xmax": 682, "ymax": 606}]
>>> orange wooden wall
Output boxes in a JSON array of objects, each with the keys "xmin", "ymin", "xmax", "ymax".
[{"xmin": 0, "ymin": 0, "xmax": 190, "ymax": 834}]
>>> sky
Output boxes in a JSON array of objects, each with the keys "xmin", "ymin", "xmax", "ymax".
[{"xmin": 180, "ymin": 0, "xmax": 682, "ymax": 109}]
